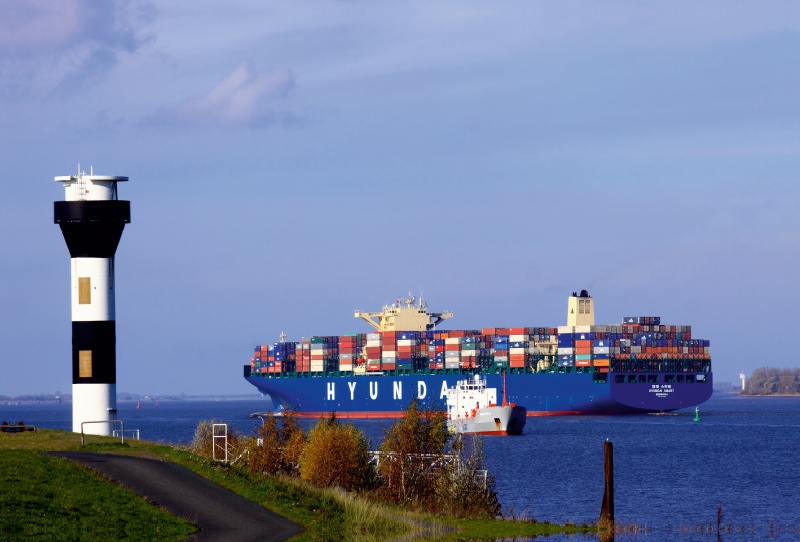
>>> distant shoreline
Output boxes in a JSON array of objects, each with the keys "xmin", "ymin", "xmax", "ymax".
[{"xmin": 739, "ymin": 393, "xmax": 800, "ymax": 398}]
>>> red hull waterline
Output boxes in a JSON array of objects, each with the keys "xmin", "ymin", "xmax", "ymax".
[{"xmin": 284, "ymin": 410, "xmax": 609, "ymax": 419}]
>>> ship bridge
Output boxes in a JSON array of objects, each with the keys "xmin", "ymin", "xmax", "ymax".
[{"xmin": 355, "ymin": 294, "xmax": 453, "ymax": 331}]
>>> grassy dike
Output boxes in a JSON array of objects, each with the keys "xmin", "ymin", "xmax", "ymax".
[{"xmin": 1, "ymin": 430, "xmax": 595, "ymax": 541}]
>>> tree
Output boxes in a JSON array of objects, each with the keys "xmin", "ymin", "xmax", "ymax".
[{"xmin": 377, "ymin": 399, "xmax": 451, "ymax": 507}]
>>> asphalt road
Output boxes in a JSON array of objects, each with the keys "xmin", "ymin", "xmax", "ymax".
[{"xmin": 49, "ymin": 452, "xmax": 304, "ymax": 542}]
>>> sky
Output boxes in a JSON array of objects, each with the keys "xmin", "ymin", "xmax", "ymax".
[{"xmin": 1, "ymin": 1, "xmax": 799, "ymax": 395}]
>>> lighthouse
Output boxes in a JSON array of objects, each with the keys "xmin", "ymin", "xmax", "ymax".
[{"xmin": 54, "ymin": 168, "xmax": 130, "ymax": 435}]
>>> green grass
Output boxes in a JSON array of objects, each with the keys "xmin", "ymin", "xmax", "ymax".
[
  {"xmin": 0, "ymin": 430, "xmax": 598, "ymax": 541},
  {"xmin": 0, "ymin": 450, "xmax": 196, "ymax": 541}
]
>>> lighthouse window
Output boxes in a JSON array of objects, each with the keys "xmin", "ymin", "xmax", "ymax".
[
  {"xmin": 78, "ymin": 277, "xmax": 91, "ymax": 304},
  {"xmin": 79, "ymin": 350, "xmax": 92, "ymax": 378}
]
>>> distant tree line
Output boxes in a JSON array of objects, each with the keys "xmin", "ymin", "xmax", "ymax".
[
  {"xmin": 0, "ymin": 394, "xmax": 69, "ymax": 402},
  {"xmin": 741, "ymin": 367, "xmax": 800, "ymax": 395}
]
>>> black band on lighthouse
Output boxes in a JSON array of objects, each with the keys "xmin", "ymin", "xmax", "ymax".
[
  {"xmin": 54, "ymin": 201, "xmax": 130, "ymax": 258},
  {"xmin": 72, "ymin": 321, "xmax": 117, "ymax": 384}
]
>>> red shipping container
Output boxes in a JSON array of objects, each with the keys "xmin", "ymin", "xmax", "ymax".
[
  {"xmin": 366, "ymin": 347, "xmax": 382, "ymax": 357},
  {"xmin": 445, "ymin": 344, "xmax": 461, "ymax": 351},
  {"xmin": 575, "ymin": 359, "xmax": 591, "ymax": 367},
  {"xmin": 460, "ymin": 360, "xmax": 475, "ymax": 368},
  {"xmin": 398, "ymin": 346, "xmax": 415, "ymax": 354},
  {"xmin": 383, "ymin": 331, "xmax": 397, "ymax": 339},
  {"xmin": 509, "ymin": 354, "xmax": 526, "ymax": 363},
  {"xmin": 575, "ymin": 347, "xmax": 592, "ymax": 355},
  {"xmin": 575, "ymin": 340, "xmax": 591, "ymax": 348},
  {"xmin": 509, "ymin": 359, "xmax": 525, "ymax": 368},
  {"xmin": 509, "ymin": 327, "xmax": 529, "ymax": 335},
  {"xmin": 367, "ymin": 363, "xmax": 381, "ymax": 371},
  {"xmin": 481, "ymin": 328, "xmax": 498, "ymax": 335},
  {"xmin": 381, "ymin": 362, "xmax": 396, "ymax": 370}
]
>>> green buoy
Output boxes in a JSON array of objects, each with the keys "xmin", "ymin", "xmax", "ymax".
[{"xmin": 693, "ymin": 406, "xmax": 701, "ymax": 422}]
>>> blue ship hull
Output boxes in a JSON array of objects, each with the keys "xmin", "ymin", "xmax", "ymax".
[{"xmin": 244, "ymin": 370, "xmax": 713, "ymax": 417}]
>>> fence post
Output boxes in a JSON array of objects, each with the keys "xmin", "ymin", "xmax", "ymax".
[{"xmin": 600, "ymin": 439, "xmax": 614, "ymax": 528}]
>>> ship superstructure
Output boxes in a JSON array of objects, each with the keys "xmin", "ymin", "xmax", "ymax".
[
  {"xmin": 355, "ymin": 293, "xmax": 453, "ymax": 332},
  {"xmin": 244, "ymin": 291, "xmax": 713, "ymax": 417}
]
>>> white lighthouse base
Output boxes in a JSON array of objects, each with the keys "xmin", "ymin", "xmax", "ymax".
[{"xmin": 72, "ymin": 383, "xmax": 117, "ymax": 435}]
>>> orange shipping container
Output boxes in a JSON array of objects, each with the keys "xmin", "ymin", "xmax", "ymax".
[
  {"xmin": 575, "ymin": 340, "xmax": 591, "ymax": 348},
  {"xmin": 575, "ymin": 347, "xmax": 592, "ymax": 355},
  {"xmin": 509, "ymin": 359, "xmax": 525, "ymax": 368},
  {"xmin": 509, "ymin": 327, "xmax": 529, "ymax": 335},
  {"xmin": 593, "ymin": 359, "xmax": 610, "ymax": 367},
  {"xmin": 509, "ymin": 354, "xmax": 526, "ymax": 363}
]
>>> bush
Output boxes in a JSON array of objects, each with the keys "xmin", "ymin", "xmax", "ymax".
[
  {"xmin": 190, "ymin": 420, "xmax": 245, "ymax": 462},
  {"xmin": 250, "ymin": 409, "xmax": 305, "ymax": 475},
  {"xmin": 299, "ymin": 414, "xmax": 374, "ymax": 492},
  {"xmin": 436, "ymin": 435, "xmax": 501, "ymax": 518}
]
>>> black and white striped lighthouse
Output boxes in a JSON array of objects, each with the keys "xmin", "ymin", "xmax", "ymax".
[{"xmin": 54, "ymin": 169, "xmax": 130, "ymax": 435}]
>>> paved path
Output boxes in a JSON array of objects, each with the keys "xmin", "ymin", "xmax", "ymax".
[{"xmin": 49, "ymin": 452, "xmax": 304, "ymax": 542}]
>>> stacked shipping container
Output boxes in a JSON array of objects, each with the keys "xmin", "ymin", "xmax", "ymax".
[{"xmin": 248, "ymin": 319, "xmax": 708, "ymax": 376}]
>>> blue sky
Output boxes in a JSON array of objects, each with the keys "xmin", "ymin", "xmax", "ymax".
[{"xmin": 1, "ymin": 1, "xmax": 799, "ymax": 395}]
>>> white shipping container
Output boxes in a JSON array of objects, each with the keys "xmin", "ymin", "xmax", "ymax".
[
  {"xmin": 574, "ymin": 325, "xmax": 592, "ymax": 333},
  {"xmin": 594, "ymin": 347, "xmax": 610, "ymax": 355},
  {"xmin": 557, "ymin": 326, "xmax": 574, "ymax": 334},
  {"xmin": 557, "ymin": 347, "xmax": 574, "ymax": 355},
  {"xmin": 632, "ymin": 346, "xmax": 641, "ymax": 353},
  {"xmin": 509, "ymin": 347, "xmax": 526, "ymax": 355},
  {"xmin": 366, "ymin": 339, "xmax": 382, "ymax": 347},
  {"xmin": 397, "ymin": 339, "xmax": 415, "ymax": 346},
  {"xmin": 444, "ymin": 362, "xmax": 461, "ymax": 369},
  {"xmin": 445, "ymin": 337, "xmax": 461, "ymax": 345},
  {"xmin": 382, "ymin": 351, "xmax": 397, "ymax": 359},
  {"xmin": 367, "ymin": 333, "xmax": 382, "ymax": 340},
  {"xmin": 340, "ymin": 354, "xmax": 355, "ymax": 359},
  {"xmin": 310, "ymin": 344, "xmax": 326, "ymax": 351},
  {"xmin": 444, "ymin": 351, "xmax": 460, "ymax": 358},
  {"xmin": 509, "ymin": 334, "xmax": 529, "ymax": 342},
  {"xmin": 339, "ymin": 364, "xmax": 353, "ymax": 371}
]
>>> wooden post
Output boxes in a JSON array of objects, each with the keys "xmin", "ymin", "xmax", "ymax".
[{"xmin": 600, "ymin": 440, "xmax": 614, "ymax": 527}]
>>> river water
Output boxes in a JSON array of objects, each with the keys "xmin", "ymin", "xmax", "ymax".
[{"xmin": 2, "ymin": 392, "xmax": 798, "ymax": 541}]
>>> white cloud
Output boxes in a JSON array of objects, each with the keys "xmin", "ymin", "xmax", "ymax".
[
  {"xmin": 165, "ymin": 61, "xmax": 294, "ymax": 127},
  {"xmin": 0, "ymin": 0, "xmax": 154, "ymax": 97},
  {"xmin": 0, "ymin": 0, "xmax": 82, "ymax": 50}
]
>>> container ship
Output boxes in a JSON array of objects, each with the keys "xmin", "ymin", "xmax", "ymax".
[{"xmin": 243, "ymin": 291, "xmax": 712, "ymax": 417}]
